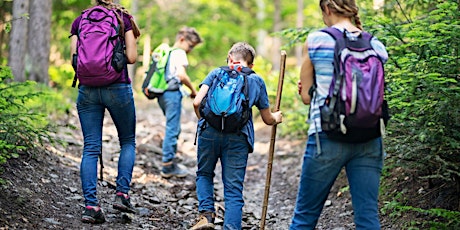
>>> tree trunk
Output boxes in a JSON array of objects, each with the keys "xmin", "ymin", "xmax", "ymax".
[
  {"xmin": 272, "ymin": 0, "xmax": 282, "ymax": 70},
  {"xmin": 8, "ymin": 0, "xmax": 29, "ymax": 82},
  {"xmin": 27, "ymin": 0, "xmax": 52, "ymax": 84},
  {"xmin": 128, "ymin": 0, "xmax": 138, "ymax": 85},
  {"xmin": 296, "ymin": 0, "xmax": 304, "ymax": 67},
  {"xmin": 256, "ymin": 0, "xmax": 267, "ymax": 58},
  {"xmin": 0, "ymin": 3, "xmax": 12, "ymax": 61}
]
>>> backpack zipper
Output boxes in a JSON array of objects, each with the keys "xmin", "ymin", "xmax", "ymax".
[{"xmin": 351, "ymin": 71, "xmax": 358, "ymax": 114}]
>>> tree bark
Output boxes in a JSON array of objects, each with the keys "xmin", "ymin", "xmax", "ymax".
[
  {"xmin": 0, "ymin": 2, "xmax": 12, "ymax": 61},
  {"xmin": 272, "ymin": 0, "xmax": 282, "ymax": 71},
  {"xmin": 296, "ymin": 0, "xmax": 304, "ymax": 67},
  {"xmin": 27, "ymin": 0, "xmax": 52, "ymax": 83},
  {"xmin": 256, "ymin": 0, "xmax": 267, "ymax": 58},
  {"xmin": 8, "ymin": 0, "xmax": 29, "ymax": 82},
  {"xmin": 128, "ymin": 0, "xmax": 138, "ymax": 85}
]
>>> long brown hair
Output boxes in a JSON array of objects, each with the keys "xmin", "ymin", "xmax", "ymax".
[
  {"xmin": 96, "ymin": 0, "xmax": 141, "ymax": 38},
  {"xmin": 320, "ymin": 0, "xmax": 363, "ymax": 30}
]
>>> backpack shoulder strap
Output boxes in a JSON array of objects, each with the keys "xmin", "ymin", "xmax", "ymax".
[
  {"xmin": 360, "ymin": 31, "xmax": 374, "ymax": 42},
  {"xmin": 240, "ymin": 66, "xmax": 255, "ymax": 76},
  {"xmin": 321, "ymin": 27, "xmax": 344, "ymax": 41},
  {"xmin": 219, "ymin": 66, "xmax": 231, "ymax": 73},
  {"xmin": 111, "ymin": 9, "xmax": 124, "ymax": 38}
]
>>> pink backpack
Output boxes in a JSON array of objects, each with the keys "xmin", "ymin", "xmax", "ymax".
[{"xmin": 72, "ymin": 6, "xmax": 126, "ymax": 87}]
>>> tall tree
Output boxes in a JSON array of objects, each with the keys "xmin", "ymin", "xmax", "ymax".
[
  {"xmin": 256, "ymin": 0, "xmax": 267, "ymax": 58},
  {"xmin": 272, "ymin": 0, "xmax": 282, "ymax": 70},
  {"xmin": 27, "ymin": 0, "xmax": 52, "ymax": 83},
  {"xmin": 0, "ymin": 1, "xmax": 12, "ymax": 62},
  {"xmin": 8, "ymin": 0, "xmax": 29, "ymax": 82},
  {"xmin": 296, "ymin": 0, "xmax": 304, "ymax": 67}
]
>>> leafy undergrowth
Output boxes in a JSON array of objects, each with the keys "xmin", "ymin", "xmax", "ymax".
[{"xmin": 380, "ymin": 140, "xmax": 460, "ymax": 229}]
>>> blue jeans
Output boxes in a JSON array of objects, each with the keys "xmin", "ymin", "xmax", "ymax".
[
  {"xmin": 290, "ymin": 132, "xmax": 383, "ymax": 230},
  {"xmin": 77, "ymin": 84, "xmax": 136, "ymax": 206},
  {"xmin": 196, "ymin": 126, "xmax": 249, "ymax": 230},
  {"xmin": 157, "ymin": 90, "xmax": 182, "ymax": 163}
]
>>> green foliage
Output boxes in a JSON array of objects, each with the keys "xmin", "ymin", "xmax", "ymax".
[
  {"xmin": 251, "ymin": 56, "xmax": 309, "ymax": 137},
  {"xmin": 277, "ymin": 69, "xmax": 310, "ymax": 137},
  {"xmin": 374, "ymin": 0, "xmax": 460, "ymax": 226},
  {"xmin": 48, "ymin": 63, "xmax": 78, "ymax": 100},
  {"xmin": 0, "ymin": 65, "xmax": 68, "ymax": 165},
  {"xmin": 382, "ymin": 198, "xmax": 460, "ymax": 229},
  {"xmin": 378, "ymin": 0, "xmax": 460, "ymax": 184},
  {"xmin": 276, "ymin": 27, "xmax": 313, "ymax": 50}
]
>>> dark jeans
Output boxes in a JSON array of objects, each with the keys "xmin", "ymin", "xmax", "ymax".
[{"xmin": 77, "ymin": 83, "xmax": 136, "ymax": 206}]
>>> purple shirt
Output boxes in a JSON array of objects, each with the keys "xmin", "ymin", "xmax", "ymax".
[{"xmin": 70, "ymin": 8, "xmax": 134, "ymax": 84}]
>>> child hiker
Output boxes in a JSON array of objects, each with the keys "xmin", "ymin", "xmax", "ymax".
[
  {"xmin": 155, "ymin": 27, "xmax": 202, "ymax": 178},
  {"xmin": 191, "ymin": 42, "xmax": 283, "ymax": 229}
]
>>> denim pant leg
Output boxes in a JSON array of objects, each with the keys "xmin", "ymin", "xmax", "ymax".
[
  {"xmin": 290, "ymin": 133, "xmax": 346, "ymax": 230},
  {"xmin": 196, "ymin": 127, "xmax": 220, "ymax": 213},
  {"xmin": 221, "ymin": 132, "xmax": 249, "ymax": 230},
  {"xmin": 346, "ymin": 138, "xmax": 383, "ymax": 230},
  {"xmin": 157, "ymin": 90, "xmax": 182, "ymax": 163},
  {"xmin": 77, "ymin": 86, "xmax": 105, "ymax": 206},
  {"xmin": 104, "ymin": 84, "xmax": 136, "ymax": 194}
]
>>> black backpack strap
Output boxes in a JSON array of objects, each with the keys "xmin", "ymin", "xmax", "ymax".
[
  {"xmin": 239, "ymin": 66, "xmax": 254, "ymax": 101},
  {"xmin": 320, "ymin": 28, "xmax": 346, "ymax": 111}
]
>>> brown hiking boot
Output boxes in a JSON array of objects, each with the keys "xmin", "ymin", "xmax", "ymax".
[{"xmin": 190, "ymin": 212, "xmax": 215, "ymax": 230}]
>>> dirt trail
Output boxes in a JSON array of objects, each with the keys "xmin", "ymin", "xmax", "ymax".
[{"xmin": 0, "ymin": 92, "xmax": 392, "ymax": 229}]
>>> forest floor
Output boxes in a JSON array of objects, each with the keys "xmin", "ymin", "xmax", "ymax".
[{"xmin": 0, "ymin": 93, "xmax": 406, "ymax": 229}]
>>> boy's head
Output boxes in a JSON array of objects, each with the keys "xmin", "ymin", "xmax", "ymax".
[
  {"xmin": 175, "ymin": 27, "xmax": 202, "ymax": 53},
  {"xmin": 227, "ymin": 42, "xmax": 256, "ymax": 68}
]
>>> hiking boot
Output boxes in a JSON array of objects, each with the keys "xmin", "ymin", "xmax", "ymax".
[
  {"xmin": 113, "ymin": 192, "xmax": 137, "ymax": 214},
  {"xmin": 81, "ymin": 205, "xmax": 105, "ymax": 224},
  {"xmin": 161, "ymin": 161, "xmax": 188, "ymax": 178},
  {"xmin": 190, "ymin": 212, "xmax": 215, "ymax": 230}
]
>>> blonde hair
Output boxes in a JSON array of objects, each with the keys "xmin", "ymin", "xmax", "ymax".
[
  {"xmin": 176, "ymin": 27, "xmax": 203, "ymax": 45},
  {"xmin": 320, "ymin": 0, "xmax": 362, "ymax": 30},
  {"xmin": 228, "ymin": 42, "xmax": 256, "ymax": 65},
  {"xmin": 96, "ymin": 0, "xmax": 141, "ymax": 38}
]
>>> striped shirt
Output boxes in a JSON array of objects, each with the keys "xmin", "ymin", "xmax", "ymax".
[{"xmin": 307, "ymin": 26, "xmax": 388, "ymax": 136}]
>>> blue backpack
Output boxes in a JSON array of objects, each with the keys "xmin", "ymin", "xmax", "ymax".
[{"xmin": 199, "ymin": 66, "xmax": 255, "ymax": 133}]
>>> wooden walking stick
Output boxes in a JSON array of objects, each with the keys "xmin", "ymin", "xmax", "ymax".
[{"xmin": 260, "ymin": 50, "xmax": 287, "ymax": 229}]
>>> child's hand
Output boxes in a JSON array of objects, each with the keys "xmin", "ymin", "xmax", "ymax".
[{"xmin": 272, "ymin": 111, "xmax": 283, "ymax": 125}]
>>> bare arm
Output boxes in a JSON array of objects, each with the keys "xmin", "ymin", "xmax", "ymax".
[
  {"xmin": 192, "ymin": 84, "xmax": 209, "ymax": 119},
  {"xmin": 124, "ymin": 30, "xmax": 137, "ymax": 64},
  {"xmin": 177, "ymin": 65, "xmax": 197, "ymax": 98},
  {"xmin": 260, "ymin": 108, "xmax": 283, "ymax": 126},
  {"xmin": 299, "ymin": 43, "xmax": 314, "ymax": 105},
  {"xmin": 70, "ymin": 35, "xmax": 77, "ymax": 58}
]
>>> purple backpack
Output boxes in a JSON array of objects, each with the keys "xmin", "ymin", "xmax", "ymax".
[
  {"xmin": 72, "ymin": 6, "xmax": 126, "ymax": 87},
  {"xmin": 319, "ymin": 27, "xmax": 388, "ymax": 143}
]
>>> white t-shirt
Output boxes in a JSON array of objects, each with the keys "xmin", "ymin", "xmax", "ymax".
[{"xmin": 166, "ymin": 49, "xmax": 188, "ymax": 89}]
